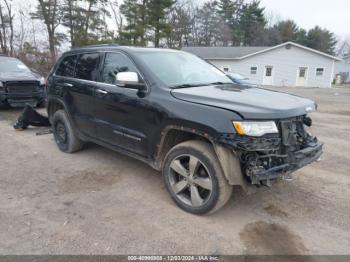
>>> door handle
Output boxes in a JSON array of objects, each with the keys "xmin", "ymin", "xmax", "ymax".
[
  {"xmin": 63, "ymin": 83, "xmax": 73, "ymax": 87},
  {"xmin": 97, "ymin": 89, "xmax": 108, "ymax": 95}
]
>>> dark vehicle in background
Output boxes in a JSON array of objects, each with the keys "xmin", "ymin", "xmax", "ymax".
[
  {"xmin": 47, "ymin": 45, "xmax": 323, "ymax": 214},
  {"xmin": 0, "ymin": 56, "xmax": 46, "ymax": 108},
  {"xmin": 226, "ymin": 72, "xmax": 258, "ymax": 87}
]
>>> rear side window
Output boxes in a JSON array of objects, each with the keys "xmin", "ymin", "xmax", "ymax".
[
  {"xmin": 56, "ymin": 55, "xmax": 77, "ymax": 77},
  {"xmin": 75, "ymin": 53, "xmax": 100, "ymax": 81}
]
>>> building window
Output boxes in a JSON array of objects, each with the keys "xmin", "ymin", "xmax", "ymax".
[
  {"xmin": 299, "ymin": 67, "xmax": 307, "ymax": 78},
  {"xmin": 265, "ymin": 67, "xmax": 272, "ymax": 77},
  {"xmin": 250, "ymin": 66, "xmax": 257, "ymax": 75},
  {"xmin": 316, "ymin": 68, "xmax": 324, "ymax": 76}
]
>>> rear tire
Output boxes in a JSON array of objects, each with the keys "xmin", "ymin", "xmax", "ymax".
[
  {"xmin": 52, "ymin": 110, "xmax": 83, "ymax": 153},
  {"xmin": 162, "ymin": 140, "xmax": 233, "ymax": 215}
]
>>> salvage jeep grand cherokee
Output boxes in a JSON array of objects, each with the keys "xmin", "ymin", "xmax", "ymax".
[{"xmin": 47, "ymin": 45, "xmax": 323, "ymax": 214}]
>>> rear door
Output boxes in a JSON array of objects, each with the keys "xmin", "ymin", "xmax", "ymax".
[
  {"xmin": 68, "ymin": 52, "xmax": 102, "ymax": 138},
  {"xmin": 53, "ymin": 54, "xmax": 85, "ymax": 127},
  {"xmin": 93, "ymin": 52, "xmax": 151, "ymax": 156}
]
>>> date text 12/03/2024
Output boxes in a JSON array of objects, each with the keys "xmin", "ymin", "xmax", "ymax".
[{"xmin": 127, "ymin": 255, "xmax": 219, "ymax": 261}]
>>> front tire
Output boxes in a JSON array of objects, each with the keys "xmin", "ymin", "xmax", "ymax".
[
  {"xmin": 52, "ymin": 110, "xmax": 83, "ymax": 153},
  {"xmin": 162, "ymin": 140, "xmax": 233, "ymax": 215}
]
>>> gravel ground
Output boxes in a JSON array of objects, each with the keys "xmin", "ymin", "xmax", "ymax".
[{"xmin": 0, "ymin": 86, "xmax": 349, "ymax": 255}]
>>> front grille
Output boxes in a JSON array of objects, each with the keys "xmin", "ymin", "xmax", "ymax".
[{"xmin": 6, "ymin": 81, "xmax": 39, "ymax": 94}]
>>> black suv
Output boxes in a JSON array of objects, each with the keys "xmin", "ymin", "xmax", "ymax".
[{"xmin": 47, "ymin": 45, "xmax": 323, "ymax": 214}]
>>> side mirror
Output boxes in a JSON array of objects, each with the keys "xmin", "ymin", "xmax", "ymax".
[{"xmin": 116, "ymin": 72, "xmax": 146, "ymax": 92}]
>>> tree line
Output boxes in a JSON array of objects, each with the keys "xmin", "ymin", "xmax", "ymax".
[{"xmin": 0, "ymin": 0, "xmax": 344, "ymax": 74}]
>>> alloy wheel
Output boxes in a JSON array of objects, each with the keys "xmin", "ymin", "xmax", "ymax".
[{"xmin": 168, "ymin": 154, "xmax": 213, "ymax": 207}]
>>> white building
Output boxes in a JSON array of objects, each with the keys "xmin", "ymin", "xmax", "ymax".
[
  {"xmin": 183, "ymin": 42, "xmax": 342, "ymax": 88},
  {"xmin": 334, "ymin": 54, "xmax": 350, "ymax": 83}
]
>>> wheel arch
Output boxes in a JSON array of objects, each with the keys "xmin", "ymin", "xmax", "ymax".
[
  {"xmin": 154, "ymin": 125, "xmax": 215, "ymax": 170},
  {"xmin": 47, "ymin": 97, "xmax": 84, "ymax": 141},
  {"xmin": 47, "ymin": 98, "xmax": 65, "ymax": 123},
  {"xmin": 47, "ymin": 97, "xmax": 76, "ymax": 126}
]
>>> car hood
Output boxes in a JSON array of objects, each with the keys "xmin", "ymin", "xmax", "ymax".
[
  {"xmin": 0, "ymin": 71, "xmax": 39, "ymax": 82},
  {"xmin": 236, "ymin": 80, "xmax": 258, "ymax": 87},
  {"xmin": 171, "ymin": 84, "xmax": 316, "ymax": 119}
]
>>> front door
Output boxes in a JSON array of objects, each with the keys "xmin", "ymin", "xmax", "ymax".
[
  {"xmin": 297, "ymin": 67, "xmax": 308, "ymax": 86},
  {"xmin": 94, "ymin": 52, "xmax": 150, "ymax": 156},
  {"xmin": 262, "ymin": 66, "xmax": 274, "ymax": 85}
]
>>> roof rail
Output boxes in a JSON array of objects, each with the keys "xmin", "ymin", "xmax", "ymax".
[{"xmin": 72, "ymin": 43, "xmax": 119, "ymax": 50}]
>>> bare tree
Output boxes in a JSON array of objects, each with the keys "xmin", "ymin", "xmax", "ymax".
[
  {"xmin": 2, "ymin": 0, "xmax": 14, "ymax": 55},
  {"xmin": 337, "ymin": 38, "xmax": 350, "ymax": 57},
  {"xmin": 17, "ymin": 10, "xmax": 26, "ymax": 53},
  {"xmin": 32, "ymin": 0, "xmax": 62, "ymax": 61},
  {"xmin": 109, "ymin": 0, "xmax": 123, "ymax": 39},
  {"xmin": 0, "ymin": 3, "xmax": 7, "ymax": 54}
]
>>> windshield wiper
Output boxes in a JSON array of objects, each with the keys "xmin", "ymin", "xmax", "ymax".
[
  {"xmin": 207, "ymin": 82, "xmax": 232, "ymax": 85},
  {"xmin": 171, "ymin": 82, "xmax": 232, "ymax": 89},
  {"xmin": 170, "ymin": 83, "xmax": 204, "ymax": 89}
]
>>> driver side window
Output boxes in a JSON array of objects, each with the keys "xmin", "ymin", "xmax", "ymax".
[{"xmin": 101, "ymin": 52, "xmax": 138, "ymax": 84}]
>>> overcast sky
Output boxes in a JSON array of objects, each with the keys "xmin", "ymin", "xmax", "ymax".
[{"xmin": 260, "ymin": 0, "xmax": 349, "ymax": 39}]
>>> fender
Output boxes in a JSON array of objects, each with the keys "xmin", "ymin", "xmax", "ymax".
[{"xmin": 213, "ymin": 144, "xmax": 256, "ymax": 194}]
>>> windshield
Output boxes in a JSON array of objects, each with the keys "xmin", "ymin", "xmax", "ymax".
[
  {"xmin": 0, "ymin": 58, "xmax": 30, "ymax": 73},
  {"xmin": 137, "ymin": 51, "xmax": 232, "ymax": 88}
]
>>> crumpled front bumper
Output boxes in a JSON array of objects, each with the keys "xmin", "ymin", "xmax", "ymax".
[
  {"xmin": 249, "ymin": 141, "xmax": 323, "ymax": 184},
  {"xmin": 0, "ymin": 91, "xmax": 45, "ymax": 107}
]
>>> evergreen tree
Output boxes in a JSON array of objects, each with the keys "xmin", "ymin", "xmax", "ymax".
[
  {"xmin": 195, "ymin": 1, "xmax": 221, "ymax": 46},
  {"xmin": 239, "ymin": 0, "xmax": 266, "ymax": 46},
  {"xmin": 306, "ymin": 26, "xmax": 337, "ymax": 55},
  {"xmin": 217, "ymin": 0, "xmax": 235, "ymax": 46},
  {"xmin": 216, "ymin": 0, "xmax": 243, "ymax": 45},
  {"xmin": 274, "ymin": 20, "xmax": 299, "ymax": 42},
  {"xmin": 146, "ymin": 0, "xmax": 175, "ymax": 47},
  {"xmin": 167, "ymin": 4, "xmax": 193, "ymax": 48},
  {"xmin": 295, "ymin": 28, "xmax": 308, "ymax": 45},
  {"xmin": 62, "ymin": 0, "xmax": 111, "ymax": 47},
  {"xmin": 135, "ymin": 0, "xmax": 148, "ymax": 46},
  {"xmin": 119, "ymin": 0, "xmax": 140, "ymax": 45}
]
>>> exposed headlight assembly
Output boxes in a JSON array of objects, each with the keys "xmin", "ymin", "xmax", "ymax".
[{"xmin": 233, "ymin": 121, "xmax": 278, "ymax": 137}]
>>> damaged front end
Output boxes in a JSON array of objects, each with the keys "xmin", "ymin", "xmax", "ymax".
[
  {"xmin": 219, "ymin": 115, "xmax": 323, "ymax": 186},
  {"xmin": 0, "ymin": 81, "xmax": 45, "ymax": 107}
]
